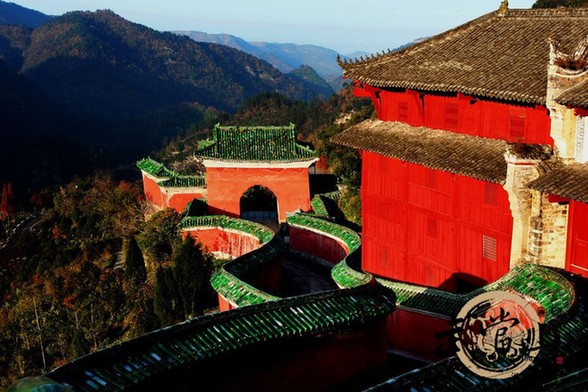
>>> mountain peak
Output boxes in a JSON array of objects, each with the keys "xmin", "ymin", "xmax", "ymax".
[{"xmin": 0, "ymin": 0, "xmax": 52, "ymax": 28}]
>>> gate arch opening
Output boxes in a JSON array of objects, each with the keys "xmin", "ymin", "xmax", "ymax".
[{"xmin": 240, "ymin": 185, "xmax": 278, "ymax": 229}]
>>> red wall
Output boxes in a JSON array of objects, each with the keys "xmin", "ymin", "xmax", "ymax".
[
  {"xmin": 141, "ymin": 173, "xmax": 205, "ymax": 212},
  {"xmin": 357, "ymin": 87, "xmax": 552, "ymax": 145},
  {"xmin": 362, "ymin": 151, "xmax": 513, "ymax": 290},
  {"xmin": 143, "ymin": 320, "xmax": 388, "ymax": 391},
  {"xmin": 387, "ymin": 308, "xmax": 453, "ymax": 361},
  {"xmin": 218, "ymin": 295, "xmax": 234, "ymax": 311},
  {"xmin": 183, "ymin": 228, "xmax": 262, "ymax": 258},
  {"xmin": 567, "ymin": 200, "xmax": 588, "ymax": 278},
  {"xmin": 206, "ymin": 166, "xmax": 312, "ymax": 222},
  {"xmin": 289, "ymin": 226, "xmax": 349, "ymax": 264},
  {"xmin": 168, "ymin": 192, "xmax": 205, "ymax": 213},
  {"xmin": 142, "ymin": 174, "xmax": 166, "ymax": 209}
]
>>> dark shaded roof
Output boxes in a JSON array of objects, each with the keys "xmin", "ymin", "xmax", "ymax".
[
  {"xmin": 339, "ymin": 8, "xmax": 588, "ymax": 105},
  {"xmin": 44, "ymin": 284, "xmax": 394, "ymax": 392},
  {"xmin": 557, "ymin": 79, "xmax": 588, "ymax": 109},
  {"xmin": 528, "ymin": 161, "xmax": 588, "ymax": 203},
  {"xmin": 197, "ymin": 124, "xmax": 317, "ymax": 162},
  {"xmin": 332, "ymin": 119, "xmax": 508, "ymax": 184}
]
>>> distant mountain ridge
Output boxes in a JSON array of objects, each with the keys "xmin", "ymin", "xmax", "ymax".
[
  {"xmin": 0, "ymin": 0, "xmax": 52, "ymax": 28},
  {"xmin": 175, "ymin": 31, "xmax": 346, "ymax": 89},
  {"xmin": 0, "ymin": 9, "xmax": 331, "ymax": 191},
  {"xmin": 3, "ymin": 10, "xmax": 327, "ymax": 116}
]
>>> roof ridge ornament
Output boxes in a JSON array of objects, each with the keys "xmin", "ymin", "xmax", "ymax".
[
  {"xmin": 497, "ymin": 0, "xmax": 509, "ymax": 17},
  {"xmin": 549, "ymin": 36, "xmax": 588, "ymax": 71}
]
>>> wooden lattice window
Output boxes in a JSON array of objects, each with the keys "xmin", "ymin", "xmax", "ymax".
[
  {"xmin": 509, "ymin": 115, "xmax": 526, "ymax": 139},
  {"xmin": 482, "ymin": 235, "xmax": 497, "ymax": 261},
  {"xmin": 398, "ymin": 101, "xmax": 409, "ymax": 121},
  {"xmin": 444, "ymin": 102, "xmax": 459, "ymax": 129}
]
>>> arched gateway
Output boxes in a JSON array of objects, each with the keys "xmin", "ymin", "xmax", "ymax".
[
  {"xmin": 199, "ymin": 124, "xmax": 318, "ymax": 222},
  {"xmin": 137, "ymin": 124, "xmax": 318, "ymax": 223}
]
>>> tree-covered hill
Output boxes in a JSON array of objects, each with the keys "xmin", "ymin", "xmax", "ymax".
[
  {"xmin": 0, "ymin": 1, "xmax": 52, "ymax": 28},
  {"xmin": 288, "ymin": 65, "xmax": 334, "ymax": 99},
  {"xmin": 14, "ymin": 10, "xmax": 322, "ymax": 117},
  {"xmin": 0, "ymin": 9, "xmax": 335, "ymax": 195},
  {"xmin": 176, "ymin": 30, "xmax": 345, "ymax": 81}
]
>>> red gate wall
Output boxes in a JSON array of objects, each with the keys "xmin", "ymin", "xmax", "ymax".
[
  {"xmin": 566, "ymin": 200, "xmax": 588, "ymax": 278},
  {"xmin": 141, "ymin": 174, "xmax": 205, "ymax": 212},
  {"xmin": 206, "ymin": 166, "xmax": 312, "ymax": 222},
  {"xmin": 361, "ymin": 151, "xmax": 513, "ymax": 290},
  {"xmin": 142, "ymin": 174, "xmax": 166, "ymax": 209}
]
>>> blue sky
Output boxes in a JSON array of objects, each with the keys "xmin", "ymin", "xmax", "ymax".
[{"xmin": 13, "ymin": 0, "xmax": 536, "ymax": 54}]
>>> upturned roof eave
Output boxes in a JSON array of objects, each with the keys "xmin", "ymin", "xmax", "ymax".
[{"xmin": 331, "ymin": 119, "xmax": 509, "ymax": 184}]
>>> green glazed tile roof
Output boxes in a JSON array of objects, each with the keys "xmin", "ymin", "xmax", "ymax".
[
  {"xmin": 310, "ymin": 195, "xmax": 329, "ymax": 217},
  {"xmin": 366, "ymin": 270, "xmax": 587, "ymax": 391},
  {"xmin": 210, "ymin": 235, "xmax": 286, "ymax": 307},
  {"xmin": 197, "ymin": 124, "xmax": 317, "ymax": 162},
  {"xmin": 287, "ymin": 214, "xmax": 574, "ymax": 323},
  {"xmin": 286, "ymin": 213, "xmax": 372, "ymax": 289},
  {"xmin": 332, "ymin": 260, "xmax": 373, "ymax": 288},
  {"xmin": 43, "ymin": 284, "xmax": 394, "ymax": 392},
  {"xmin": 136, "ymin": 158, "xmax": 176, "ymax": 178},
  {"xmin": 181, "ymin": 215, "xmax": 274, "ymax": 244},
  {"xmin": 377, "ymin": 263, "xmax": 575, "ymax": 321},
  {"xmin": 157, "ymin": 175, "xmax": 206, "ymax": 188},
  {"xmin": 286, "ymin": 213, "xmax": 361, "ymax": 253},
  {"xmin": 137, "ymin": 158, "xmax": 207, "ymax": 188}
]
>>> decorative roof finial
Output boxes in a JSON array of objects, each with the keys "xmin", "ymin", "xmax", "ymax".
[{"xmin": 498, "ymin": 0, "xmax": 509, "ymax": 17}]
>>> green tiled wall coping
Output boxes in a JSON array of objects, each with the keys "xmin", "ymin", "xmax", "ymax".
[
  {"xmin": 40, "ymin": 284, "xmax": 395, "ymax": 392},
  {"xmin": 137, "ymin": 158, "xmax": 207, "ymax": 188},
  {"xmin": 286, "ymin": 213, "xmax": 361, "ymax": 253},
  {"xmin": 136, "ymin": 157, "xmax": 176, "ymax": 178},
  {"xmin": 377, "ymin": 263, "xmax": 575, "ymax": 321},
  {"xmin": 181, "ymin": 215, "xmax": 274, "ymax": 244},
  {"xmin": 286, "ymin": 214, "xmax": 574, "ymax": 324},
  {"xmin": 366, "ymin": 270, "xmax": 586, "ymax": 391},
  {"xmin": 286, "ymin": 213, "xmax": 371, "ymax": 289},
  {"xmin": 311, "ymin": 195, "xmax": 329, "ymax": 216},
  {"xmin": 180, "ymin": 215, "xmax": 284, "ymax": 307},
  {"xmin": 321, "ymin": 190, "xmax": 342, "ymax": 202},
  {"xmin": 157, "ymin": 175, "xmax": 206, "ymax": 188}
]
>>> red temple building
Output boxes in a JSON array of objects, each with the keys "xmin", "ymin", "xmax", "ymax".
[
  {"xmin": 335, "ymin": 3, "xmax": 588, "ymax": 290},
  {"xmin": 12, "ymin": 4, "xmax": 588, "ymax": 392},
  {"xmin": 138, "ymin": 124, "xmax": 318, "ymax": 223}
]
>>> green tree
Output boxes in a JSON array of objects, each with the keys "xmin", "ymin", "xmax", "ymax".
[
  {"xmin": 153, "ymin": 267, "xmax": 174, "ymax": 326},
  {"xmin": 139, "ymin": 208, "xmax": 181, "ymax": 262},
  {"xmin": 123, "ymin": 236, "xmax": 146, "ymax": 286},
  {"xmin": 172, "ymin": 236, "xmax": 212, "ymax": 318}
]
